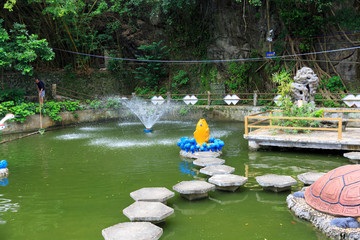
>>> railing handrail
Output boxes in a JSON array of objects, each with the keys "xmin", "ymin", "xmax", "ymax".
[{"xmin": 244, "ymin": 110, "xmax": 347, "ymax": 140}]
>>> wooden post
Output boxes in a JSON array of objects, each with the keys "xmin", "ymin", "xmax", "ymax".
[
  {"xmin": 52, "ymin": 84, "xmax": 57, "ymax": 99},
  {"xmin": 244, "ymin": 116, "xmax": 249, "ymax": 135},
  {"xmin": 207, "ymin": 91, "xmax": 211, "ymax": 106},
  {"xmin": 253, "ymin": 90, "xmax": 258, "ymax": 106},
  {"xmin": 269, "ymin": 111, "xmax": 272, "ymax": 126},
  {"xmin": 338, "ymin": 118, "xmax": 342, "ymax": 140}
]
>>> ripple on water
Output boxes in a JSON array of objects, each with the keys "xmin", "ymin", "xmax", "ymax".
[
  {"xmin": 78, "ymin": 127, "xmax": 112, "ymax": 131},
  {"xmin": 88, "ymin": 138, "xmax": 178, "ymax": 148},
  {"xmin": 55, "ymin": 133, "xmax": 92, "ymax": 140},
  {"xmin": 210, "ymin": 129, "xmax": 232, "ymax": 138}
]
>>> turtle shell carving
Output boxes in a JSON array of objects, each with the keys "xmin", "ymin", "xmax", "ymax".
[{"xmin": 304, "ymin": 165, "xmax": 360, "ymax": 217}]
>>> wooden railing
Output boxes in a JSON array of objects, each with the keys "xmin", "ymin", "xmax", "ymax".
[
  {"xmin": 51, "ymin": 84, "xmax": 360, "ymax": 108},
  {"xmin": 244, "ymin": 110, "xmax": 360, "ymax": 140}
]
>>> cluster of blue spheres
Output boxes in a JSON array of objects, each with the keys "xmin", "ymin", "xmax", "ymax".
[
  {"xmin": 177, "ymin": 137, "xmax": 224, "ymax": 153},
  {"xmin": 0, "ymin": 160, "xmax": 7, "ymax": 169}
]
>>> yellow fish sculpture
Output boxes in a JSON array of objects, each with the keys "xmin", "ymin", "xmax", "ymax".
[{"xmin": 194, "ymin": 119, "xmax": 209, "ymax": 145}]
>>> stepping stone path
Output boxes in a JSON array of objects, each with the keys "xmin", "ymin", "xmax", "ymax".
[
  {"xmin": 208, "ymin": 174, "xmax": 248, "ymax": 192},
  {"xmin": 123, "ymin": 201, "xmax": 174, "ymax": 224},
  {"xmin": 297, "ymin": 172, "xmax": 325, "ymax": 185},
  {"xmin": 256, "ymin": 174, "xmax": 297, "ymax": 192},
  {"xmin": 180, "ymin": 150, "xmax": 221, "ymax": 159},
  {"xmin": 173, "ymin": 180, "xmax": 215, "ymax": 200},
  {"xmin": 344, "ymin": 152, "xmax": 360, "ymax": 164},
  {"xmin": 0, "ymin": 168, "xmax": 8, "ymax": 178},
  {"xmin": 199, "ymin": 165, "xmax": 235, "ymax": 176},
  {"xmin": 130, "ymin": 187, "xmax": 175, "ymax": 204},
  {"xmin": 102, "ymin": 222, "xmax": 163, "ymax": 240},
  {"xmin": 193, "ymin": 158, "xmax": 225, "ymax": 167}
]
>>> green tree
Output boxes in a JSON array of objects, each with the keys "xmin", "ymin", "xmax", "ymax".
[
  {"xmin": 0, "ymin": 19, "xmax": 54, "ymax": 76},
  {"xmin": 134, "ymin": 41, "xmax": 169, "ymax": 92}
]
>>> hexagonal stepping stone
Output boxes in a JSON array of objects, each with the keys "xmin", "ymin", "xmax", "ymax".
[
  {"xmin": 130, "ymin": 187, "xmax": 175, "ymax": 204},
  {"xmin": 297, "ymin": 172, "xmax": 325, "ymax": 185},
  {"xmin": 173, "ymin": 180, "xmax": 215, "ymax": 200},
  {"xmin": 180, "ymin": 150, "xmax": 221, "ymax": 159},
  {"xmin": 0, "ymin": 168, "xmax": 8, "ymax": 178},
  {"xmin": 102, "ymin": 222, "xmax": 163, "ymax": 240},
  {"xmin": 199, "ymin": 165, "xmax": 235, "ymax": 176},
  {"xmin": 123, "ymin": 201, "xmax": 174, "ymax": 224},
  {"xmin": 344, "ymin": 152, "xmax": 360, "ymax": 164},
  {"xmin": 256, "ymin": 174, "xmax": 297, "ymax": 192},
  {"xmin": 193, "ymin": 158, "xmax": 225, "ymax": 167},
  {"xmin": 208, "ymin": 174, "xmax": 248, "ymax": 192}
]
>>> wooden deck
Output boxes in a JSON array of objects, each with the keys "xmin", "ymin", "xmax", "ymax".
[{"xmin": 244, "ymin": 128, "xmax": 360, "ymax": 151}]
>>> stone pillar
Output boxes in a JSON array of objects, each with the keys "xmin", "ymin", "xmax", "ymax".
[
  {"xmin": 253, "ymin": 90, "xmax": 258, "ymax": 106},
  {"xmin": 167, "ymin": 92, "xmax": 171, "ymax": 105},
  {"xmin": 52, "ymin": 84, "xmax": 56, "ymax": 99},
  {"xmin": 132, "ymin": 92, "xmax": 136, "ymax": 99},
  {"xmin": 249, "ymin": 140, "xmax": 260, "ymax": 151}
]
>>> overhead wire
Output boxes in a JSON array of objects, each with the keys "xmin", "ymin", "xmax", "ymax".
[{"xmin": 53, "ymin": 45, "xmax": 360, "ymax": 64}]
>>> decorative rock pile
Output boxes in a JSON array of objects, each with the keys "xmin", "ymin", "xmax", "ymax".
[{"xmin": 291, "ymin": 67, "xmax": 319, "ymax": 104}]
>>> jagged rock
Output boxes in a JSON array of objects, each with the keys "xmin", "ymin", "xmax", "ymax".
[{"xmin": 291, "ymin": 67, "xmax": 319, "ymax": 104}]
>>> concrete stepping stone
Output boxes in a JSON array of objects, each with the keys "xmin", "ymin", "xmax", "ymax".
[
  {"xmin": 180, "ymin": 150, "xmax": 221, "ymax": 159},
  {"xmin": 130, "ymin": 187, "xmax": 175, "ymax": 204},
  {"xmin": 208, "ymin": 174, "xmax": 248, "ymax": 192},
  {"xmin": 297, "ymin": 172, "xmax": 325, "ymax": 185},
  {"xmin": 193, "ymin": 158, "xmax": 225, "ymax": 167},
  {"xmin": 256, "ymin": 174, "xmax": 297, "ymax": 192},
  {"xmin": 173, "ymin": 180, "xmax": 215, "ymax": 200},
  {"xmin": 0, "ymin": 168, "xmax": 8, "ymax": 178},
  {"xmin": 123, "ymin": 201, "xmax": 174, "ymax": 224},
  {"xmin": 102, "ymin": 222, "xmax": 163, "ymax": 240},
  {"xmin": 101, "ymin": 222, "xmax": 163, "ymax": 240},
  {"xmin": 344, "ymin": 152, "xmax": 360, "ymax": 164},
  {"xmin": 199, "ymin": 165, "xmax": 235, "ymax": 176}
]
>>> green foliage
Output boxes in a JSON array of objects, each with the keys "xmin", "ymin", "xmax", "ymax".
[
  {"xmin": 272, "ymin": 103, "xmax": 323, "ymax": 133},
  {"xmin": 319, "ymin": 76, "xmax": 345, "ymax": 93},
  {"xmin": 133, "ymin": 41, "xmax": 169, "ymax": 91},
  {"xmin": 0, "ymin": 19, "xmax": 54, "ymax": 75},
  {"xmin": 225, "ymin": 62, "xmax": 252, "ymax": 92},
  {"xmin": 0, "ymin": 88, "xmax": 25, "ymax": 104},
  {"xmin": 171, "ymin": 70, "xmax": 189, "ymax": 90},
  {"xmin": 271, "ymin": 69, "xmax": 293, "ymax": 108},
  {"xmin": 0, "ymin": 101, "xmax": 36, "ymax": 123}
]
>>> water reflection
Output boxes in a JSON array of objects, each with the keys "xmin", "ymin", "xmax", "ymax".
[
  {"xmin": 0, "ymin": 194, "xmax": 20, "ymax": 224},
  {"xmin": 178, "ymin": 160, "xmax": 198, "ymax": 177},
  {"xmin": 0, "ymin": 178, "xmax": 8, "ymax": 186},
  {"xmin": 209, "ymin": 194, "xmax": 248, "ymax": 205}
]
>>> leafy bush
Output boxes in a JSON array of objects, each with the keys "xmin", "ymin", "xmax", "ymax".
[
  {"xmin": 272, "ymin": 103, "xmax": 324, "ymax": 133},
  {"xmin": 0, "ymin": 88, "xmax": 26, "ymax": 103}
]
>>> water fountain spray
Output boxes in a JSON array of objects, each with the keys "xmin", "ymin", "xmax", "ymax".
[{"xmin": 121, "ymin": 97, "xmax": 174, "ymax": 132}]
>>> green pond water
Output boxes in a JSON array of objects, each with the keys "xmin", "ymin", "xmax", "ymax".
[{"xmin": 0, "ymin": 120, "xmax": 348, "ymax": 240}]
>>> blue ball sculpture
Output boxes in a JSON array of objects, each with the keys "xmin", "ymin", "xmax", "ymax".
[{"xmin": 0, "ymin": 160, "xmax": 7, "ymax": 169}]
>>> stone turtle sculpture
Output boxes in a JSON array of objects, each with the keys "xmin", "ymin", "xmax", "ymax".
[{"xmin": 304, "ymin": 165, "xmax": 360, "ymax": 228}]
